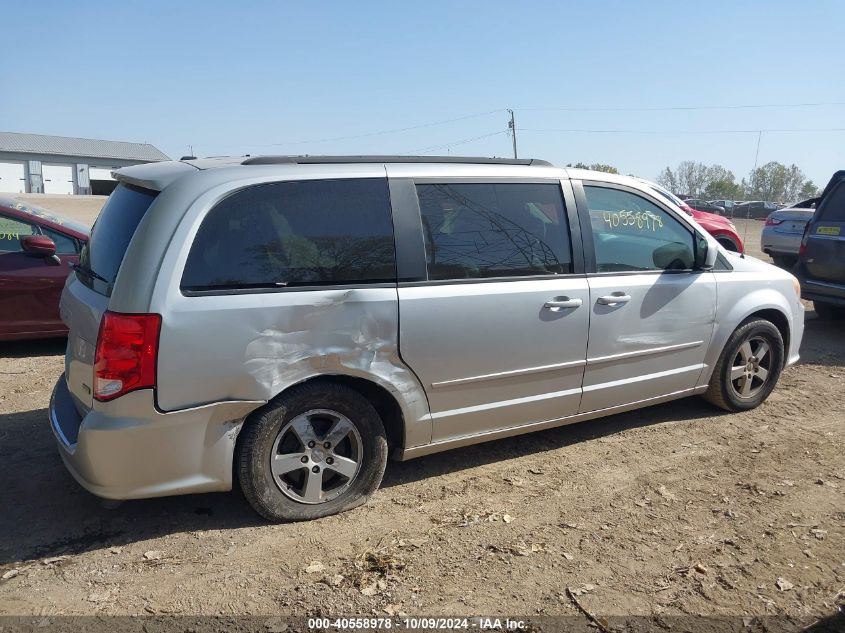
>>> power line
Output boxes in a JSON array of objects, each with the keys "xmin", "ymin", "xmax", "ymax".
[
  {"xmin": 520, "ymin": 127, "xmax": 845, "ymax": 134},
  {"xmin": 202, "ymin": 109, "xmax": 506, "ymax": 149},
  {"xmin": 187, "ymin": 100, "xmax": 845, "ymax": 155},
  {"xmin": 403, "ymin": 130, "xmax": 508, "ymax": 154},
  {"xmin": 514, "ymin": 101, "xmax": 845, "ymax": 112}
]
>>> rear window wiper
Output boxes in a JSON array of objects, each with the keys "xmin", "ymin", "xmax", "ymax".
[{"xmin": 70, "ymin": 262, "xmax": 110, "ymax": 285}]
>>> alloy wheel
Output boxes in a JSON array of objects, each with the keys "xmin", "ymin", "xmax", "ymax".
[
  {"xmin": 729, "ymin": 336, "xmax": 773, "ymax": 399},
  {"xmin": 270, "ymin": 409, "xmax": 363, "ymax": 504}
]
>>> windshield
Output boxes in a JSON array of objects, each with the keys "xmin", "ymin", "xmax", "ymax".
[
  {"xmin": 647, "ymin": 183, "xmax": 687, "ymax": 208},
  {"xmin": 77, "ymin": 183, "xmax": 158, "ymax": 296},
  {"xmin": 0, "ymin": 198, "xmax": 90, "ymax": 235}
]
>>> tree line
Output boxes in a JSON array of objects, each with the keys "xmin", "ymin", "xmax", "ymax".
[
  {"xmin": 658, "ymin": 161, "xmax": 818, "ymax": 202},
  {"xmin": 567, "ymin": 161, "xmax": 820, "ymax": 203}
]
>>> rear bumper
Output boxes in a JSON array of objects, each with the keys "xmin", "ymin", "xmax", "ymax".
[
  {"xmin": 761, "ymin": 228, "xmax": 801, "ymax": 255},
  {"xmin": 49, "ymin": 375, "xmax": 263, "ymax": 500}
]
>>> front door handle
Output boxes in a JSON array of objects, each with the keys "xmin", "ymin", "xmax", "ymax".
[
  {"xmin": 597, "ymin": 292, "xmax": 632, "ymax": 306},
  {"xmin": 544, "ymin": 297, "xmax": 583, "ymax": 311}
]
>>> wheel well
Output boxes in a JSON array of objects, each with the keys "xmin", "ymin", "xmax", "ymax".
[
  {"xmin": 280, "ymin": 375, "xmax": 405, "ymax": 453},
  {"xmin": 746, "ymin": 308, "xmax": 790, "ymax": 363},
  {"xmin": 715, "ymin": 235, "xmax": 739, "ymax": 251}
]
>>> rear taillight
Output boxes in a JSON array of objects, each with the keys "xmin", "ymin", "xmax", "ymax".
[
  {"xmin": 765, "ymin": 217, "xmax": 783, "ymax": 226},
  {"xmin": 94, "ymin": 311, "xmax": 161, "ymax": 402},
  {"xmin": 798, "ymin": 225, "xmax": 810, "ymax": 258}
]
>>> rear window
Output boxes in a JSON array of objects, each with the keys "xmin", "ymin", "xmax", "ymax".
[
  {"xmin": 181, "ymin": 178, "xmax": 395, "ymax": 292},
  {"xmin": 78, "ymin": 183, "xmax": 158, "ymax": 295}
]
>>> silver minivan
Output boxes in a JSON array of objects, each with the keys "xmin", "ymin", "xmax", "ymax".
[{"xmin": 50, "ymin": 156, "xmax": 804, "ymax": 521}]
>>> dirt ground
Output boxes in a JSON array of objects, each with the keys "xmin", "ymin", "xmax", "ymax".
[{"xmin": 0, "ymin": 202, "xmax": 843, "ymax": 626}]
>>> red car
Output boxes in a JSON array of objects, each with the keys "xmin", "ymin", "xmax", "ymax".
[
  {"xmin": 685, "ymin": 204, "xmax": 744, "ymax": 253},
  {"xmin": 643, "ymin": 182, "xmax": 745, "ymax": 253},
  {"xmin": 0, "ymin": 197, "xmax": 90, "ymax": 340}
]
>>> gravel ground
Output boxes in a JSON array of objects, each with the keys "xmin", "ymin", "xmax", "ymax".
[{"xmin": 1, "ymin": 200, "xmax": 842, "ymax": 627}]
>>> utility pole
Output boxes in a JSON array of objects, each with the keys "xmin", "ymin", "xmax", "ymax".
[{"xmin": 507, "ymin": 109, "xmax": 518, "ymax": 159}]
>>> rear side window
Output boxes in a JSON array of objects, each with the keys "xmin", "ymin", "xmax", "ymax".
[
  {"xmin": 583, "ymin": 186, "xmax": 695, "ymax": 272},
  {"xmin": 818, "ymin": 182, "xmax": 845, "ymax": 222},
  {"xmin": 415, "ymin": 182, "xmax": 572, "ymax": 280},
  {"xmin": 182, "ymin": 178, "xmax": 395, "ymax": 291},
  {"xmin": 0, "ymin": 214, "xmax": 36, "ymax": 252},
  {"xmin": 78, "ymin": 183, "xmax": 158, "ymax": 295}
]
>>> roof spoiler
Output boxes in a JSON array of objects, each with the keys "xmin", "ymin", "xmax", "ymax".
[{"xmin": 112, "ymin": 161, "xmax": 198, "ymax": 192}]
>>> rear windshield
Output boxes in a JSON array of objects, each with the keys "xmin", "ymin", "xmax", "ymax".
[{"xmin": 77, "ymin": 183, "xmax": 158, "ymax": 295}]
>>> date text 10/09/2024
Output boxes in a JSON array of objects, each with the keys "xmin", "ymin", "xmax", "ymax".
[{"xmin": 307, "ymin": 618, "xmax": 527, "ymax": 630}]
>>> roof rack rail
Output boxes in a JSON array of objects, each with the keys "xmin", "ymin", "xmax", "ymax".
[{"xmin": 241, "ymin": 155, "xmax": 552, "ymax": 167}]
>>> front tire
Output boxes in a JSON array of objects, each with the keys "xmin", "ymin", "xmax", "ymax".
[
  {"xmin": 237, "ymin": 381, "xmax": 388, "ymax": 522},
  {"xmin": 704, "ymin": 318, "xmax": 784, "ymax": 412}
]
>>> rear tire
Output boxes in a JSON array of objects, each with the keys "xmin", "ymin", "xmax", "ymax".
[
  {"xmin": 704, "ymin": 319, "xmax": 784, "ymax": 412},
  {"xmin": 237, "ymin": 381, "xmax": 388, "ymax": 522},
  {"xmin": 814, "ymin": 301, "xmax": 845, "ymax": 320}
]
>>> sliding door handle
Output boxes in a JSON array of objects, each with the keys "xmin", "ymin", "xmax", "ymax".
[{"xmin": 597, "ymin": 292, "xmax": 632, "ymax": 306}]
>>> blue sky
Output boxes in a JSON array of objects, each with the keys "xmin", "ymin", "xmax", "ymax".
[{"xmin": 2, "ymin": 1, "xmax": 843, "ymax": 186}]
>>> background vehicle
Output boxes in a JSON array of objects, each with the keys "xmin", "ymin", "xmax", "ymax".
[
  {"xmin": 638, "ymin": 180, "xmax": 745, "ymax": 252},
  {"xmin": 50, "ymin": 157, "xmax": 802, "ymax": 522},
  {"xmin": 762, "ymin": 201, "xmax": 816, "ymax": 268},
  {"xmin": 734, "ymin": 200, "xmax": 779, "ymax": 219},
  {"xmin": 795, "ymin": 170, "xmax": 845, "ymax": 319},
  {"xmin": 0, "ymin": 197, "xmax": 89, "ymax": 340},
  {"xmin": 686, "ymin": 198, "xmax": 725, "ymax": 215},
  {"xmin": 710, "ymin": 199, "xmax": 736, "ymax": 215}
]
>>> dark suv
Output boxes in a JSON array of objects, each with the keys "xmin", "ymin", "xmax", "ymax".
[{"xmin": 795, "ymin": 170, "xmax": 845, "ymax": 319}]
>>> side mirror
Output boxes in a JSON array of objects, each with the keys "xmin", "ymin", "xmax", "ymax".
[
  {"xmin": 695, "ymin": 235, "xmax": 719, "ymax": 270},
  {"xmin": 21, "ymin": 235, "xmax": 57, "ymax": 258}
]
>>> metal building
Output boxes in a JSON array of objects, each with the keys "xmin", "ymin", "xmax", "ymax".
[{"xmin": 0, "ymin": 132, "xmax": 169, "ymax": 195}]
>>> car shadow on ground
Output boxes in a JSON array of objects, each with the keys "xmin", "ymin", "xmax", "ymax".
[
  {"xmin": 0, "ymin": 336, "xmax": 67, "ymax": 358},
  {"xmin": 0, "ymin": 401, "xmax": 265, "ymax": 566},
  {"xmin": 381, "ymin": 396, "xmax": 723, "ymax": 489},
  {"xmin": 795, "ymin": 312, "xmax": 845, "ymax": 367}
]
